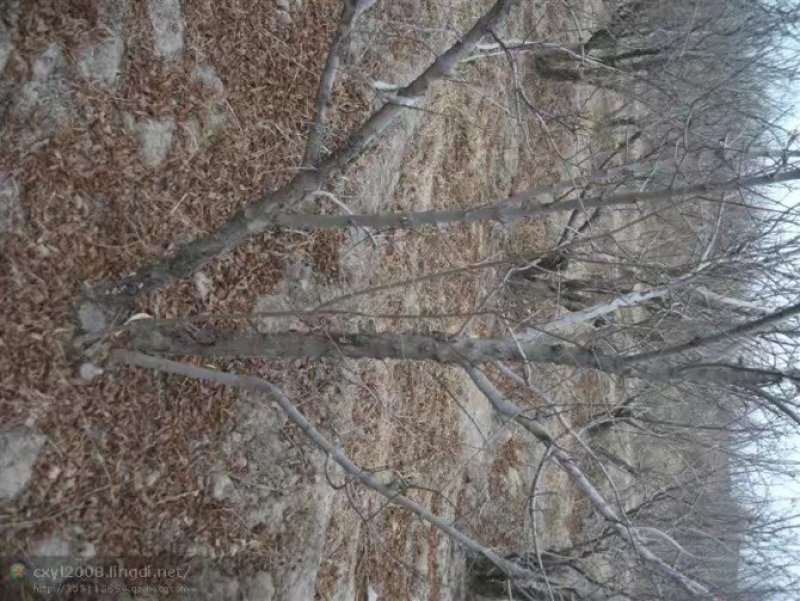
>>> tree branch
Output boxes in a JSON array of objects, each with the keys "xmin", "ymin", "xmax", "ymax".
[
  {"xmin": 258, "ymin": 167, "xmax": 800, "ymax": 231},
  {"xmin": 110, "ymin": 349, "xmax": 537, "ymax": 582},
  {"xmin": 463, "ymin": 366, "xmax": 711, "ymax": 597},
  {"xmin": 127, "ymin": 321, "xmax": 800, "ymax": 425},
  {"xmin": 302, "ymin": 0, "xmax": 378, "ymax": 169},
  {"xmin": 92, "ymin": 0, "xmax": 518, "ymax": 304}
]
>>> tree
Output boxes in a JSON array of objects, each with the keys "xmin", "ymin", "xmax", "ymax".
[{"xmin": 73, "ymin": 0, "xmax": 800, "ymax": 598}]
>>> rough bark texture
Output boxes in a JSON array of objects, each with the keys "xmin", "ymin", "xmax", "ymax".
[
  {"xmin": 128, "ymin": 322, "xmax": 797, "ymax": 396},
  {"xmin": 267, "ymin": 167, "xmax": 800, "ymax": 230},
  {"xmin": 301, "ymin": 0, "xmax": 378, "ymax": 168},
  {"xmin": 128, "ymin": 323, "xmax": 627, "ymax": 371}
]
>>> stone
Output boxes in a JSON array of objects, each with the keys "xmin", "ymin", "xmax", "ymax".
[
  {"xmin": 26, "ymin": 534, "xmax": 72, "ymax": 590},
  {"xmin": 275, "ymin": 10, "xmax": 292, "ymax": 26},
  {"xmin": 146, "ymin": 470, "xmax": 161, "ymax": 487},
  {"xmin": 192, "ymin": 65, "xmax": 225, "ymax": 100},
  {"xmin": 0, "ymin": 173, "xmax": 22, "ymax": 233},
  {"xmin": 31, "ymin": 43, "xmax": 64, "ymax": 81},
  {"xmin": 191, "ymin": 571, "xmax": 241, "ymax": 601},
  {"xmin": 147, "ymin": 0, "xmax": 185, "ymax": 61},
  {"xmin": 103, "ymin": 0, "xmax": 130, "ymax": 34},
  {"xmin": 0, "ymin": 30, "xmax": 12, "ymax": 75},
  {"xmin": 245, "ymin": 497, "xmax": 288, "ymax": 530},
  {"xmin": 203, "ymin": 108, "xmax": 227, "ymax": 139},
  {"xmin": 0, "ymin": 429, "xmax": 47, "ymax": 501},
  {"xmin": 242, "ymin": 572, "xmax": 275, "ymax": 601},
  {"xmin": 186, "ymin": 544, "xmax": 212, "ymax": 558},
  {"xmin": 121, "ymin": 111, "xmax": 137, "ymax": 134},
  {"xmin": 78, "ymin": 542, "xmax": 97, "ymax": 558},
  {"xmin": 77, "ymin": 35, "xmax": 125, "ymax": 89},
  {"xmin": 281, "ymin": 477, "xmax": 335, "ymax": 601},
  {"xmin": 210, "ymin": 472, "xmax": 236, "ymax": 501},
  {"xmin": 204, "ymin": 577, "xmax": 240, "ymax": 601},
  {"xmin": 138, "ymin": 118, "xmax": 176, "ymax": 167},
  {"xmin": 78, "ymin": 301, "xmax": 108, "ymax": 335},
  {"xmin": 79, "ymin": 363, "xmax": 104, "ymax": 382},
  {"xmin": 33, "ymin": 533, "xmax": 71, "ymax": 557},
  {"xmin": 27, "ymin": 535, "xmax": 111, "ymax": 593},
  {"xmin": 33, "ymin": 532, "xmax": 71, "ymax": 556},
  {"xmin": 181, "ymin": 73, "xmax": 227, "ymax": 151},
  {"xmin": 194, "ymin": 272, "xmax": 212, "ymax": 302},
  {"xmin": 0, "ymin": 0, "xmax": 19, "ymax": 75},
  {"xmin": 276, "ymin": 0, "xmax": 290, "ymax": 11}
]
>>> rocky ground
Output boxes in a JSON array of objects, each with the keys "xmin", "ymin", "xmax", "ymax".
[{"xmin": 0, "ymin": 1, "xmax": 597, "ymax": 599}]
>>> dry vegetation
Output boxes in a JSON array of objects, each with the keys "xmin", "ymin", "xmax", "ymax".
[
  {"xmin": 3, "ymin": 0, "xmax": 360, "ymax": 565},
  {"xmin": 0, "ymin": 0, "xmax": 599, "ymax": 598}
]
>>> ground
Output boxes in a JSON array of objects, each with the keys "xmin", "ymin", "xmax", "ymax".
[{"xmin": 0, "ymin": 1, "xmax": 612, "ymax": 599}]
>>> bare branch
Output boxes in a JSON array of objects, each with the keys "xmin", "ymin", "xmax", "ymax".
[
  {"xmin": 92, "ymin": 0, "xmax": 518, "ymax": 303},
  {"xmin": 111, "ymin": 350, "xmax": 538, "ymax": 582},
  {"xmin": 262, "ymin": 167, "xmax": 800, "ymax": 231},
  {"xmin": 463, "ymin": 366, "xmax": 711, "ymax": 597},
  {"xmin": 301, "ymin": 0, "xmax": 378, "ymax": 169}
]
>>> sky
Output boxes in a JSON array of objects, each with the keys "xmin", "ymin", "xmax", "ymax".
[{"xmin": 742, "ymin": 176, "xmax": 800, "ymax": 593}]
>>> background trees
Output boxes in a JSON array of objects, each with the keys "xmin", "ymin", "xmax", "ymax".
[
  {"xmin": 5, "ymin": 0, "xmax": 800, "ymax": 598},
  {"xmin": 93, "ymin": 1, "xmax": 800, "ymax": 598}
]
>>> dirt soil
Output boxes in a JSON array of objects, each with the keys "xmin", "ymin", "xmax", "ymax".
[{"xmin": 0, "ymin": 1, "xmax": 595, "ymax": 600}]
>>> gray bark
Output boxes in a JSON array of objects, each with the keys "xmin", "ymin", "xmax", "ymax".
[
  {"xmin": 264, "ymin": 167, "xmax": 800, "ymax": 231},
  {"xmin": 128, "ymin": 303, "xmax": 800, "ymax": 395},
  {"xmin": 302, "ymin": 0, "xmax": 378, "ymax": 168},
  {"xmin": 626, "ymin": 300, "xmax": 800, "ymax": 364},
  {"xmin": 128, "ymin": 323, "xmax": 627, "ymax": 372}
]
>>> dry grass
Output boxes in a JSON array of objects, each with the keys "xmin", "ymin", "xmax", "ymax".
[
  {"xmin": 309, "ymin": 22, "xmax": 530, "ymax": 593},
  {"xmin": 0, "ymin": 0, "xmax": 593, "ymax": 597},
  {"xmin": 334, "ymin": 362, "xmax": 468, "ymax": 599}
]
